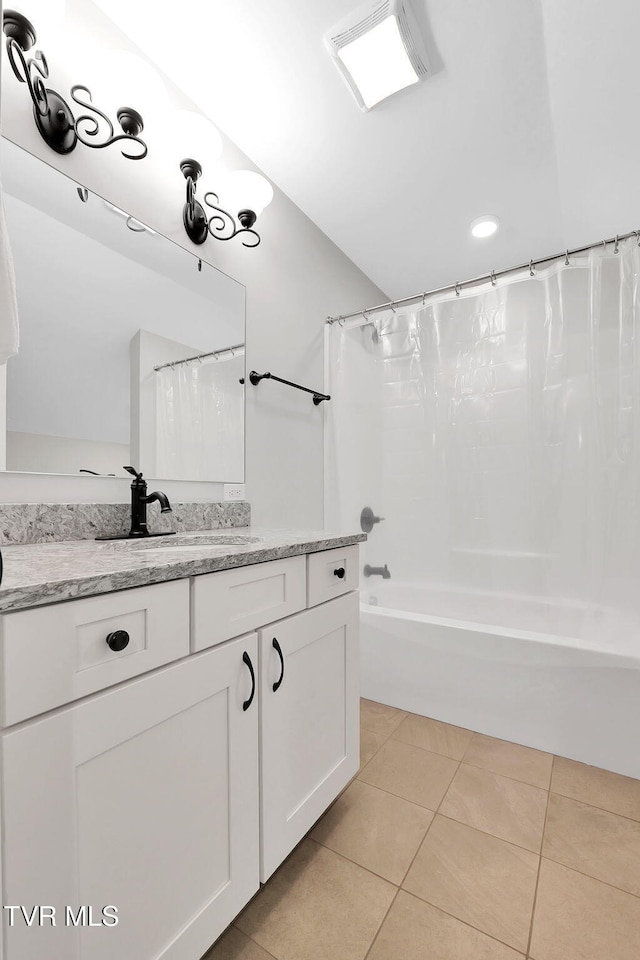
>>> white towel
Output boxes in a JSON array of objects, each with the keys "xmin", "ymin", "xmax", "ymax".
[{"xmin": 0, "ymin": 184, "xmax": 19, "ymax": 364}]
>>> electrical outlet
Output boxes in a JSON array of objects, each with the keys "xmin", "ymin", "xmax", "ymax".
[{"xmin": 223, "ymin": 484, "xmax": 245, "ymax": 502}]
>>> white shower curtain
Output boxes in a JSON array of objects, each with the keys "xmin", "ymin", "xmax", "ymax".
[
  {"xmin": 155, "ymin": 352, "xmax": 244, "ymax": 481},
  {"xmin": 326, "ymin": 237, "xmax": 640, "ymax": 641}
]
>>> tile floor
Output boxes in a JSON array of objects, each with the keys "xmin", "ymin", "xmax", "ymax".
[{"xmin": 204, "ymin": 698, "xmax": 640, "ymax": 960}]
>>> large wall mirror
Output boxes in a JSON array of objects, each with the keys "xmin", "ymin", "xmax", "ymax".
[{"xmin": 0, "ymin": 138, "xmax": 246, "ymax": 483}]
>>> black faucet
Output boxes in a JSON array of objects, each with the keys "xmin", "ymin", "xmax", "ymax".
[
  {"xmin": 123, "ymin": 466, "xmax": 172, "ymax": 537},
  {"xmin": 363, "ymin": 564, "xmax": 391, "ymax": 579}
]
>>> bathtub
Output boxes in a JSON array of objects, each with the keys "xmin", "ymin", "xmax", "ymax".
[{"xmin": 360, "ymin": 582, "xmax": 640, "ymax": 779}]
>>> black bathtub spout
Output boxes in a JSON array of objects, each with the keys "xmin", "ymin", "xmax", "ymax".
[{"xmin": 364, "ymin": 564, "xmax": 391, "ymax": 579}]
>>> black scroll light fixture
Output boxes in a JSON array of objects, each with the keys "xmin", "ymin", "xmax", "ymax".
[
  {"xmin": 2, "ymin": 8, "xmax": 147, "ymax": 159},
  {"xmin": 180, "ymin": 160, "xmax": 274, "ymax": 248}
]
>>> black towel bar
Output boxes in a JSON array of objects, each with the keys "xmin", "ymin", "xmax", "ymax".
[{"xmin": 248, "ymin": 371, "xmax": 330, "ymax": 405}]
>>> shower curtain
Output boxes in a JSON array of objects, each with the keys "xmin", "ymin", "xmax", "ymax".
[
  {"xmin": 326, "ymin": 238, "xmax": 640, "ymax": 641},
  {"xmin": 155, "ymin": 352, "xmax": 244, "ymax": 481}
]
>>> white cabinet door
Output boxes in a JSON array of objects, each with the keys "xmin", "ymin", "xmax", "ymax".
[
  {"xmin": 1, "ymin": 636, "xmax": 260, "ymax": 960},
  {"xmin": 259, "ymin": 592, "xmax": 359, "ymax": 881}
]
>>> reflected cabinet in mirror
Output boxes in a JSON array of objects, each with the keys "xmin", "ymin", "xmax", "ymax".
[{"xmin": 0, "ymin": 139, "xmax": 246, "ymax": 483}]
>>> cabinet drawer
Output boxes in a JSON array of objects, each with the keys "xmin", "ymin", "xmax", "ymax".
[
  {"xmin": 191, "ymin": 556, "xmax": 307, "ymax": 651},
  {"xmin": 0, "ymin": 579, "xmax": 190, "ymax": 726},
  {"xmin": 307, "ymin": 544, "xmax": 359, "ymax": 608}
]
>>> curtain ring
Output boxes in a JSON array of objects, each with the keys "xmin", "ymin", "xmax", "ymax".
[
  {"xmin": 601, "ymin": 240, "xmax": 607, "ymax": 251},
  {"xmin": 455, "ymin": 282, "xmax": 461, "ymax": 297},
  {"xmin": 564, "ymin": 250, "xmax": 570, "ymax": 265},
  {"xmin": 490, "ymin": 270, "xmax": 497, "ymax": 287},
  {"xmin": 198, "ymin": 258, "xmax": 202, "ymax": 272},
  {"xmin": 422, "ymin": 292, "xmax": 427, "ymax": 306},
  {"xmin": 529, "ymin": 259, "xmax": 536, "ymax": 276},
  {"xmin": 614, "ymin": 235, "xmax": 620, "ymax": 254},
  {"xmin": 390, "ymin": 301, "xmax": 397, "ymax": 313},
  {"xmin": 362, "ymin": 310, "xmax": 370, "ymax": 322}
]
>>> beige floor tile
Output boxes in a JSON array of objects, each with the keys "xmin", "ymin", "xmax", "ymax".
[
  {"xmin": 360, "ymin": 698, "xmax": 407, "ymax": 738},
  {"xmin": 530, "ymin": 859, "xmax": 640, "ymax": 960},
  {"xmin": 360, "ymin": 728, "xmax": 387, "ymax": 768},
  {"xmin": 202, "ymin": 926, "xmax": 276, "ymax": 960},
  {"xmin": 543, "ymin": 793, "xmax": 640, "ymax": 896},
  {"xmin": 551, "ymin": 756, "xmax": 640, "ymax": 821},
  {"xmin": 463, "ymin": 733, "xmax": 553, "ymax": 789},
  {"xmin": 367, "ymin": 890, "xmax": 524, "ymax": 960},
  {"xmin": 440, "ymin": 763, "xmax": 547, "ymax": 852},
  {"xmin": 311, "ymin": 779, "xmax": 433, "ymax": 884},
  {"xmin": 358, "ymin": 737, "xmax": 458, "ymax": 810},
  {"xmin": 235, "ymin": 839, "xmax": 395, "ymax": 960},
  {"xmin": 392, "ymin": 714, "xmax": 474, "ymax": 760},
  {"xmin": 403, "ymin": 815, "xmax": 538, "ymax": 952}
]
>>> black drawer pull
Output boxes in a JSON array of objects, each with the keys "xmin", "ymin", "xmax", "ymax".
[
  {"xmin": 272, "ymin": 637, "xmax": 285, "ymax": 692},
  {"xmin": 106, "ymin": 630, "xmax": 130, "ymax": 652},
  {"xmin": 242, "ymin": 651, "xmax": 255, "ymax": 711},
  {"xmin": 334, "ymin": 567, "xmax": 346, "ymax": 580}
]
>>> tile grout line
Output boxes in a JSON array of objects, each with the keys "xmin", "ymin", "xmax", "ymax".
[
  {"xmin": 451, "ymin": 757, "xmax": 552, "ymax": 791},
  {"xmin": 230, "ymin": 925, "xmax": 280, "ymax": 960},
  {"xmin": 386, "ymin": 886, "xmax": 535, "ymax": 959},
  {"xmin": 382, "ymin": 704, "xmax": 640, "ymax": 806},
  {"xmin": 536, "ymin": 851, "xmax": 640, "ymax": 903},
  {"xmin": 357, "ymin": 769, "xmax": 545, "ymax": 857},
  {"xmin": 548, "ymin": 787, "xmax": 640, "ymax": 825},
  {"xmin": 394, "ymin": 745, "xmax": 543, "ymax": 957},
  {"xmin": 361, "ymin": 886, "xmax": 402, "ymax": 960},
  {"xmin": 358, "ymin": 724, "xmax": 550, "ymax": 954},
  {"xmin": 347, "ymin": 744, "xmax": 640, "ymax": 927},
  {"xmin": 387, "ymin": 728, "xmax": 553, "ymax": 792},
  {"xmin": 525, "ymin": 777, "xmax": 552, "ymax": 958},
  {"xmin": 359, "ymin": 732, "xmax": 391, "ymax": 769},
  {"xmin": 306, "ymin": 834, "xmax": 403, "ymax": 888}
]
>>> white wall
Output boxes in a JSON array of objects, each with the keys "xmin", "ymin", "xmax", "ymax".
[{"xmin": 0, "ymin": 0, "xmax": 385, "ymax": 524}]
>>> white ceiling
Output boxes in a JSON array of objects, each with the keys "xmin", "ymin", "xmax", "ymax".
[{"xmin": 91, "ymin": 0, "xmax": 640, "ymax": 301}]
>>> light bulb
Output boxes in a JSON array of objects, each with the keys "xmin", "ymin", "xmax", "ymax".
[
  {"xmin": 220, "ymin": 170, "xmax": 273, "ymax": 219},
  {"xmin": 470, "ymin": 216, "xmax": 500, "ymax": 239}
]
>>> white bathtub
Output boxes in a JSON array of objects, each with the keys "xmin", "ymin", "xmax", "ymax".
[{"xmin": 360, "ymin": 583, "xmax": 640, "ymax": 779}]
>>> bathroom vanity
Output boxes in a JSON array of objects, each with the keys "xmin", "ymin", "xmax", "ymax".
[{"xmin": 0, "ymin": 529, "xmax": 363, "ymax": 960}]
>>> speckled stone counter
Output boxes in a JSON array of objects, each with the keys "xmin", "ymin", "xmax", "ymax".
[{"xmin": 0, "ymin": 528, "xmax": 366, "ymax": 613}]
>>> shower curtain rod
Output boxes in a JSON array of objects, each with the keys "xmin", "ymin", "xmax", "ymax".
[
  {"xmin": 154, "ymin": 343, "xmax": 245, "ymax": 372},
  {"xmin": 326, "ymin": 228, "xmax": 639, "ymax": 325}
]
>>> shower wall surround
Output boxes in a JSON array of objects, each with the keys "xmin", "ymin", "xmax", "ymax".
[
  {"xmin": 0, "ymin": 501, "xmax": 250, "ymax": 545},
  {"xmin": 327, "ymin": 237, "xmax": 640, "ymax": 641}
]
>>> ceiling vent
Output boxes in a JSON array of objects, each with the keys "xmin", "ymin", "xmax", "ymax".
[{"xmin": 326, "ymin": 0, "xmax": 430, "ymax": 111}]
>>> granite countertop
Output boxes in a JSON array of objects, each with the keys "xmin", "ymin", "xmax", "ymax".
[{"xmin": 0, "ymin": 528, "xmax": 366, "ymax": 613}]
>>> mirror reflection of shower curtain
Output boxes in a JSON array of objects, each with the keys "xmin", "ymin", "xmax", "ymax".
[
  {"xmin": 155, "ymin": 354, "xmax": 244, "ymax": 481},
  {"xmin": 326, "ymin": 238, "xmax": 640, "ymax": 642}
]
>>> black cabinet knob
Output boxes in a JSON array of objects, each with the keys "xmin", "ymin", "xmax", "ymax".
[
  {"xmin": 106, "ymin": 630, "xmax": 130, "ymax": 652},
  {"xmin": 334, "ymin": 567, "xmax": 346, "ymax": 580}
]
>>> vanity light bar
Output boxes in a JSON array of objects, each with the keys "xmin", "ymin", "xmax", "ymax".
[{"xmin": 2, "ymin": 9, "xmax": 273, "ymax": 250}]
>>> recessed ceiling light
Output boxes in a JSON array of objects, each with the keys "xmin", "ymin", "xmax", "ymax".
[
  {"xmin": 326, "ymin": 0, "xmax": 430, "ymax": 111},
  {"xmin": 470, "ymin": 216, "xmax": 500, "ymax": 239}
]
